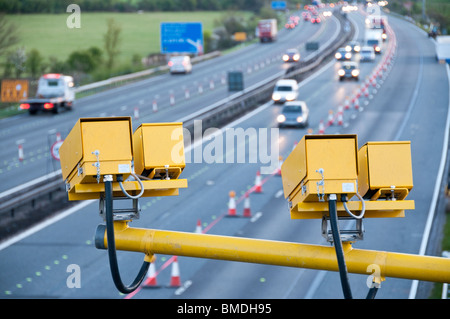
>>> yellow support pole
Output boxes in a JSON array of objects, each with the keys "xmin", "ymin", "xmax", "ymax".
[{"xmin": 96, "ymin": 221, "xmax": 450, "ymax": 284}]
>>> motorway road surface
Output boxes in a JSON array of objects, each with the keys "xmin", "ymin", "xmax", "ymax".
[{"xmin": 0, "ymin": 8, "xmax": 449, "ymax": 300}]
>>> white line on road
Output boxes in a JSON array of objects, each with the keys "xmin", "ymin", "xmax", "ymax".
[{"xmin": 250, "ymin": 212, "xmax": 263, "ymax": 223}]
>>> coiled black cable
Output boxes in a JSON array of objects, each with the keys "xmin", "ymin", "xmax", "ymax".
[{"xmin": 105, "ymin": 177, "xmax": 150, "ymax": 294}]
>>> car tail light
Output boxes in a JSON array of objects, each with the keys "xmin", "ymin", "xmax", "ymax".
[
  {"xmin": 20, "ymin": 103, "xmax": 30, "ymax": 110},
  {"xmin": 44, "ymin": 103, "xmax": 54, "ymax": 109},
  {"xmin": 168, "ymin": 61, "xmax": 173, "ymax": 67}
]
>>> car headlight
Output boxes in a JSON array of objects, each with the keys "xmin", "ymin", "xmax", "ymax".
[
  {"xmin": 283, "ymin": 55, "xmax": 289, "ymax": 61},
  {"xmin": 272, "ymin": 93, "xmax": 281, "ymax": 101},
  {"xmin": 345, "ymin": 45, "xmax": 351, "ymax": 52},
  {"xmin": 286, "ymin": 93, "xmax": 296, "ymax": 101},
  {"xmin": 335, "ymin": 52, "xmax": 342, "ymax": 59},
  {"xmin": 338, "ymin": 69, "xmax": 345, "ymax": 76},
  {"xmin": 345, "ymin": 53, "xmax": 352, "ymax": 59},
  {"xmin": 375, "ymin": 46, "xmax": 381, "ymax": 52},
  {"xmin": 293, "ymin": 54, "xmax": 300, "ymax": 61},
  {"xmin": 351, "ymin": 69, "xmax": 360, "ymax": 77},
  {"xmin": 354, "ymin": 45, "xmax": 360, "ymax": 52},
  {"xmin": 277, "ymin": 114, "xmax": 286, "ymax": 123},
  {"xmin": 382, "ymin": 33, "xmax": 387, "ymax": 39},
  {"xmin": 296, "ymin": 116, "xmax": 304, "ymax": 123}
]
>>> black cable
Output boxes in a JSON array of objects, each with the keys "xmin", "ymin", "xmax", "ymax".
[
  {"xmin": 366, "ymin": 286, "xmax": 379, "ymax": 299},
  {"xmin": 105, "ymin": 178, "xmax": 150, "ymax": 294},
  {"xmin": 328, "ymin": 195, "xmax": 353, "ymax": 299}
]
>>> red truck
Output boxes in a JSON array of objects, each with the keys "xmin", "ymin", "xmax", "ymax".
[{"xmin": 257, "ymin": 19, "xmax": 278, "ymax": 43}]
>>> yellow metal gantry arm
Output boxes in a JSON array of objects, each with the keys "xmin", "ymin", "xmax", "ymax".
[{"xmin": 96, "ymin": 221, "xmax": 450, "ymax": 284}]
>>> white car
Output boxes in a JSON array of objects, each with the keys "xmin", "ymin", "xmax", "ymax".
[
  {"xmin": 272, "ymin": 79, "xmax": 299, "ymax": 104},
  {"xmin": 359, "ymin": 46, "xmax": 375, "ymax": 62},
  {"xmin": 277, "ymin": 101, "xmax": 309, "ymax": 128},
  {"xmin": 168, "ymin": 55, "xmax": 192, "ymax": 74}
]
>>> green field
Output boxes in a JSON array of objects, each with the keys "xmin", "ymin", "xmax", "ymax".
[{"xmin": 6, "ymin": 11, "xmax": 226, "ymax": 64}]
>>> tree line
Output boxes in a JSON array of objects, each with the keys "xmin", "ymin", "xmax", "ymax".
[{"xmin": 0, "ymin": 0, "xmax": 272, "ymax": 14}]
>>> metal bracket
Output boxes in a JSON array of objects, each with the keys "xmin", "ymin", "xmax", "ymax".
[
  {"xmin": 322, "ymin": 215, "xmax": 364, "ymax": 243},
  {"xmin": 77, "ymin": 163, "xmax": 83, "ymax": 176},
  {"xmin": 92, "ymin": 150, "xmax": 101, "ymax": 184},
  {"xmin": 316, "ymin": 168, "xmax": 325, "ymax": 202},
  {"xmin": 99, "ymin": 195, "xmax": 140, "ymax": 221}
]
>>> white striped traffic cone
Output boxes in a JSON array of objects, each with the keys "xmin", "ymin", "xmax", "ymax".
[
  {"xmin": 276, "ymin": 156, "xmax": 283, "ymax": 176},
  {"xmin": 195, "ymin": 219, "xmax": 203, "ymax": 234},
  {"xmin": 243, "ymin": 193, "xmax": 251, "ymax": 218},
  {"xmin": 318, "ymin": 120, "xmax": 325, "ymax": 134},
  {"xmin": 337, "ymin": 112, "xmax": 343, "ymax": 126},
  {"xmin": 327, "ymin": 110, "xmax": 334, "ymax": 126},
  {"xmin": 254, "ymin": 171, "xmax": 262, "ymax": 193},
  {"xmin": 227, "ymin": 191, "xmax": 237, "ymax": 217},
  {"xmin": 169, "ymin": 256, "xmax": 181, "ymax": 287},
  {"xmin": 18, "ymin": 144, "xmax": 24, "ymax": 162},
  {"xmin": 142, "ymin": 262, "xmax": 160, "ymax": 288}
]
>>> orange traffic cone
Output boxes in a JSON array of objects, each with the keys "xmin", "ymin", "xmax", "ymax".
[
  {"xmin": 195, "ymin": 219, "xmax": 203, "ymax": 234},
  {"xmin": 276, "ymin": 156, "xmax": 283, "ymax": 176},
  {"xmin": 142, "ymin": 262, "xmax": 160, "ymax": 288},
  {"xmin": 354, "ymin": 97, "xmax": 360, "ymax": 110},
  {"xmin": 327, "ymin": 110, "xmax": 334, "ymax": 126},
  {"xmin": 318, "ymin": 120, "xmax": 325, "ymax": 134},
  {"xmin": 243, "ymin": 193, "xmax": 251, "ymax": 218},
  {"xmin": 337, "ymin": 112, "xmax": 343, "ymax": 126},
  {"xmin": 18, "ymin": 144, "xmax": 24, "ymax": 162},
  {"xmin": 227, "ymin": 191, "xmax": 237, "ymax": 217},
  {"xmin": 254, "ymin": 171, "xmax": 262, "ymax": 193},
  {"xmin": 344, "ymin": 97, "xmax": 350, "ymax": 110},
  {"xmin": 169, "ymin": 256, "xmax": 181, "ymax": 287}
]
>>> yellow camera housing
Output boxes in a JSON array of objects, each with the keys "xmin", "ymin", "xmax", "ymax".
[
  {"xmin": 133, "ymin": 122, "xmax": 185, "ymax": 180},
  {"xmin": 358, "ymin": 141, "xmax": 413, "ymax": 200},
  {"xmin": 60, "ymin": 117, "xmax": 134, "ymax": 191},
  {"xmin": 281, "ymin": 134, "xmax": 358, "ymax": 209}
]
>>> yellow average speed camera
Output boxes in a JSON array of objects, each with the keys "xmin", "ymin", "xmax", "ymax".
[
  {"xmin": 281, "ymin": 134, "xmax": 359, "ymax": 204},
  {"xmin": 59, "ymin": 117, "xmax": 187, "ymax": 201},
  {"xmin": 133, "ymin": 122, "xmax": 185, "ymax": 180},
  {"xmin": 281, "ymin": 134, "xmax": 414, "ymax": 219},
  {"xmin": 358, "ymin": 141, "xmax": 413, "ymax": 200}
]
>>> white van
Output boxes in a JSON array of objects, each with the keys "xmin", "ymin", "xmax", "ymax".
[{"xmin": 272, "ymin": 79, "xmax": 299, "ymax": 104}]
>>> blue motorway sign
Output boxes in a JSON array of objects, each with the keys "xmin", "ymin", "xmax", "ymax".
[
  {"xmin": 160, "ymin": 22, "xmax": 204, "ymax": 54},
  {"xmin": 271, "ymin": 1, "xmax": 287, "ymax": 10}
]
